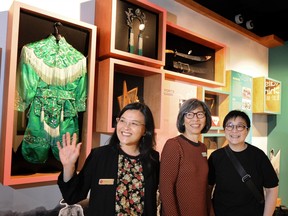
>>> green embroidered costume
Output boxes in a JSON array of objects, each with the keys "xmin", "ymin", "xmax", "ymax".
[{"xmin": 15, "ymin": 35, "xmax": 87, "ymax": 164}]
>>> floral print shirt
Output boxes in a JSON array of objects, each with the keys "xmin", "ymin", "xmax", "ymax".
[{"xmin": 115, "ymin": 151, "xmax": 145, "ymax": 215}]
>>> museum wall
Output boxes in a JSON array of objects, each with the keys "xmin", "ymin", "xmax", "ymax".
[
  {"xmin": 267, "ymin": 43, "xmax": 288, "ymax": 206},
  {"xmin": 0, "ymin": 0, "xmax": 277, "ymax": 212}
]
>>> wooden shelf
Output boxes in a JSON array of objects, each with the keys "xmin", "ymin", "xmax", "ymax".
[
  {"xmin": 0, "ymin": 1, "xmax": 96, "ymax": 187},
  {"xmin": 95, "ymin": 0, "xmax": 167, "ymax": 68},
  {"xmin": 202, "ymin": 133, "xmax": 227, "ymax": 147},
  {"xmin": 201, "ymin": 133, "xmax": 227, "ymax": 158},
  {"xmin": 165, "ymin": 21, "xmax": 226, "ymax": 87},
  {"xmin": 197, "ymin": 87, "xmax": 230, "ymax": 129},
  {"xmin": 95, "ymin": 58, "xmax": 163, "ymax": 133}
]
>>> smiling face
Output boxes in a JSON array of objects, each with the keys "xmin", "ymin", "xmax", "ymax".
[
  {"xmin": 183, "ymin": 106, "xmax": 206, "ymax": 139},
  {"xmin": 116, "ymin": 109, "xmax": 146, "ymax": 148},
  {"xmin": 224, "ymin": 116, "xmax": 249, "ymax": 146}
]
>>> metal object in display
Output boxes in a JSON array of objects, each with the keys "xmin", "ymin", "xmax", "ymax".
[
  {"xmin": 173, "ymin": 61, "xmax": 207, "ymax": 74},
  {"xmin": 166, "ymin": 49, "xmax": 211, "ymax": 62},
  {"xmin": 125, "ymin": 8, "xmax": 147, "ymax": 55}
]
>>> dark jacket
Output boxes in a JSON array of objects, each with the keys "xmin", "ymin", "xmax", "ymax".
[{"xmin": 58, "ymin": 144, "xmax": 160, "ymax": 216}]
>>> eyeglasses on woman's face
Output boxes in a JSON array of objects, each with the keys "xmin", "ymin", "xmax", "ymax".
[
  {"xmin": 184, "ymin": 111, "xmax": 206, "ymax": 119},
  {"xmin": 225, "ymin": 124, "xmax": 248, "ymax": 131},
  {"xmin": 116, "ymin": 117, "xmax": 145, "ymax": 129}
]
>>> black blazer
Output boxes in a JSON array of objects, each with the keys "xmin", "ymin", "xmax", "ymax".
[{"xmin": 58, "ymin": 144, "xmax": 160, "ymax": 216}]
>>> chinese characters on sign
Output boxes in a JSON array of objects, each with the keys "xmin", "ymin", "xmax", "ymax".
[{"xmin": 265, "ymin": 79, "xmax": 281, "ymax": 113}]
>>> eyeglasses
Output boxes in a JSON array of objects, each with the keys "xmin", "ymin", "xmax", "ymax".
[
  {"xmin": 225, "ymin": 124, "xmax": 248, "ymax": 131},
  {"xmin": 184, "ymin": 111, "xmax": 206, "ymax": 119},
  {"xmin": 116, "ymin": 117, "xmax": 145, "ymax": 129}
]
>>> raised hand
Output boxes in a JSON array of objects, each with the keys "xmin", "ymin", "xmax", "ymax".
[
  {"xmin": 57, "ymin": 132, "xmax": 82, "ymax": 166},
  {"xmin": 57, "ymin": 132, "xmax": 82, "ymax": 182}
]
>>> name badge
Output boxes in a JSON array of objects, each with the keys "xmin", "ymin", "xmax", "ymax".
[
  {"xmin": 99, "ymin": 179, "xmax": 114, "ymax": 185},
  {"xmin": 202, "ymin": 152, "xmax": 207, "ymax": 157}
]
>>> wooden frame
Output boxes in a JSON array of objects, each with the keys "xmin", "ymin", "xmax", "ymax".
[
  {"xmin": 253, "ymin": 77, "xmax": 281, "ymax": 114},
  {"xmin": 0, "ymin": 1, "xmax": 96, "ymax": 187},
  {"xmin": 201, "ymin": 133, "xmax": 227, "ymax": 158},
  {"xmin": 197, "ymin": 87, "xmax": 229, "ymax": 130},
  {"xmin": 164, "ymin": 21, "xmax": 226, "ymax": 88},
  {"xmin": 95, "ymin": 0, "xmax": 167, "ymax": 68},
  {"xmin": 95, "ymin": 58, "xmax": 163, "ymax": 133}
]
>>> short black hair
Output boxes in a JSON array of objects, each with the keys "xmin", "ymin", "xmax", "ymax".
[
  {"xmin": 223, "ymin": 109, "xmax": 251, "ymax": 128},
  {"xmin": 176, "ymin": 98, "xmax": 212, "ymax": 133}
]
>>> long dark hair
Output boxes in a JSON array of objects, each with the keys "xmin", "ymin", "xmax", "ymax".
[
  {"xmin": 108, "ymin": 102, "xmax": 156, "ymax": 157},
  {"xmin": 177, "ymin": 98, "xmax": 212, "ymax": 133}
]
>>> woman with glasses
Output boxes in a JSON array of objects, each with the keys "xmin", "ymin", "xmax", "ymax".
[
  {"xmin": 57, "ymin": 102, "xmax": 160, "ymax": 216},
  {"xmin": 208, "ymin": 110, "xmax": 278, "ymax": 216},
  {"xmin": 159, "ymin": 98, "xmax": 212, "ymax": 216}
]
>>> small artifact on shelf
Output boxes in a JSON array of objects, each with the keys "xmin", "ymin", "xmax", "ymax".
[
  {"xmin": 205, "ymin": 96, "xmax": 215, "ymax": 110},
  {"xmin": 118, "ymin": 80, "xmax": 139, "ymax": 110},
  {"xmin": 166, "ymin": 49, "xmax": 211, "ymax": 62},
  {"xmin": 125, "ymin": 8, "xmax": 147, "ymax": 55},
  {"xmin": 211, "ymin": 116, "xmax": 220, "ymax": 127},
  {"xmin": 173, "ymin": 61, "xmax": 207, "ymax": 75}
]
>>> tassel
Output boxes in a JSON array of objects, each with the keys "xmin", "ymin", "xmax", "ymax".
[
  {"xmin": 41, "ymin": 105, "xmax": 60, "ymax": 137},
  {"xmin": 129, "ymin": 28, "xmax": 134, "ymax": 53},
  {"xmin": 61, "ymin": 105, "xmax": 64, "ymax": 122},
  {"xmin": 43, "ymin": 121, "xmax": 60, "ymax": 137},
  {"xmin": 41, "ymin": 107, "xmax": 44, "ymax": 122},
  {"xmin": 138, "ymin": 32, "xmax": 143, "ymax": 56}
]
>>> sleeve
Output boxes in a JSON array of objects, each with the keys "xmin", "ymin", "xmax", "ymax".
[
  {"xmin": 57, "ymin": 149, "xmax": 95, "ymax": 205},
  {"xmin": 208, "ymin": 153, "xmax": 216, "ymax": 186},
  {"xmin": 155, "ymin": 152, "xmax": 160, "ymax": 186},
  {"xmin": 15, "ymin": 46, "xmax": 40, "ymax": 111},
  {"xmin": 159, "ymin": 139, "xmax": 181, "ymax": 215},
  {"xmin": 260, "ymin": 151, "xmax": 279, "ymax": 188},
  {"xmin": 142, "ymin": 150, "xmax": 160, "ymax": 216},
  {"xmin": 75, "ymin": 60, "xmax": 88, "ymax": 112}
]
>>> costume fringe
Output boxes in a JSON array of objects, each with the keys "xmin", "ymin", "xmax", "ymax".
[
  {"xmin": 43, "ymin": 121, "xmax": 60, "ymax": 137},
  {"xmin": 41, "ymin": 107, "xmax": 44, "ymax": 122},
  {"xmin": 21, "ymin": 46, "xmax": 87, "ymax": 86},
  {"xmin": 41, "ymin": 106, "xmax": 60, "ymax": 137}
]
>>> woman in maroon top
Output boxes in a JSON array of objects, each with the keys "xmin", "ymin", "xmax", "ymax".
[{"xmin": 159, "ymin": 98, "xmax": 212, "ymax": 216}]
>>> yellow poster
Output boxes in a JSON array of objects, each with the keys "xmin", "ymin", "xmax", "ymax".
[{"xmin": 265, "ymin": 79, "xmax": 281, "ymax": 113}]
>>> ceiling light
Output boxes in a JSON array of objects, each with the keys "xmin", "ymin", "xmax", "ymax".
[
  {"xmin": 246, "ymin": 20, "xmax": 254, "ymax": 30},
  {"xmin": 235, "ymin": 14, "xmax": 244, "ymax": 24}
]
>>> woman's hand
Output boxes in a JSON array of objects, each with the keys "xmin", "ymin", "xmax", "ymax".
[{"xmin": 57, "ymin": 132, "xmax": 82, "ymax": 182}]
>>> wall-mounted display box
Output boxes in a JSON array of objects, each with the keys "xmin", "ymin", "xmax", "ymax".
[
  {"xmin": 201, "ymin": 133, "xmax": 227, "ymax": 158},
  {"xmin": 95, "ymin": 58, "xmax": 163, "ymax": 133},
  {"xmin": 0, "ymin": 1, "xmax": 96, "ymax": 187},
  {"xmin": 223, "ymin": 70, "xmax": 253, "ymax": 142},
  {"xmin": 223, "ymin": 70, "xmax": 253, "ymax": 112},
  {"xmin": 95, "ymin": 0, "xmax": 167, "ymax": 68},
  {"xmin": 197, "ymin": 87, "xmax": 229, "ymax": 130},
  {"xmin": 164, "ymin": 21, "xmax": 226, "ymax": 88},
  {"xmin": 253, "ymin": 77, "xmax": 281, "ymax": 114}
]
